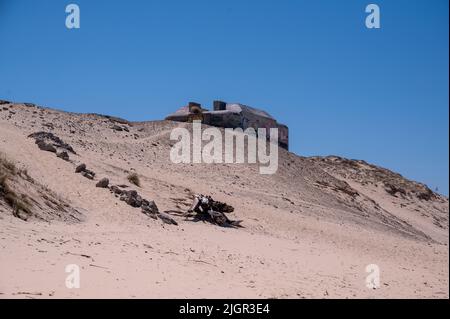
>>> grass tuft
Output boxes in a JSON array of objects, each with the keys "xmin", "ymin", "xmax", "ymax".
[
  {"xmin": 0, "ymin": 158, "xmax": 32, "ymax": 220},
  {"xmin": 0, "ymin": 156, "xmax": 17, "ymax": 175},
  {"xmin": 127, "ymin": 172, "xmax": 141, "ymax": 187}
]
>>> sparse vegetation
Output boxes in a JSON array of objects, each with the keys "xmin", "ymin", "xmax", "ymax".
[
  {"xmin": 127, "ymin": 172, "xmax": 141, "ymax": 187},
  {"xmin": 0, "ymin": 155, "xmax": 32, "ymax": 220},
  {"xmin": 0, "ymin": 174, "xmax": 31, "ymax": 220},
  {"xmin": 18, "ymin": 167, "xmax": 33, "ymax": 183},
  {"xmin": 0, "ymin": 174, "xmax": 7, "ymax": 191},
  {"xmin": 0, "ymin": 155, "xmax": 17, "ymax": 175}
]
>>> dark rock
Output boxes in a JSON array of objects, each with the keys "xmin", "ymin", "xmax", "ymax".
[
  {"xmin": 86, "ymin": 169, "xmax": 95, "ymax": 177},
  {"xmin": 81, "ymin": 170, "xmax": 95, "ymax": 180},
  {"xmin": 417, "ymin": 188, "xmax": 433, "ymax": 201},
  {"xmin": 28, "ymin": 131, "xmax": 76, "ymax": 154},
  {"xmin": 96, "ymin": 178, "xmax": 109, "ymax": 188},
  {"xmin": 75, "ymin": 163, "xmax": 95, "ymax": 180},
  {"xmin": 75, "ymin": 163, "xmax": 86, "ymax": 173},
  {"xmin": 142, "ymin": 200, "xmax": 159, "ymax": 219},
  {"xmin": 56, "ymin": 151, "xmax": 70, "ymax": 161},
  {"xmin": 112, "ymin": 124, "xmax": 123, "ymax": 131},
  {"xmin": 142, "ymin": 200, "xmax": 158, "ymax": 213},
  {"xmin": 385, "ymin": 183, "xmax": 406, "ymax": 197},
  {"xmin": 120, "ymin": 190, "xmax": 142, "ymax": 207},
  {"xmin": 37, "ymin": 140, "xmax": 56, "ymax": 153},
  {"xmin": 43, "ymin": 122, "xmax": 54, "ymax": 130},
  {"xmin": 88, "ymin": 113, "xmax": 129, "ymax": 125},
  {"xmin": 109, "ymin": 186, "xmax": 164, "ymax": 224},
  {"xmin": 336, "ymin": 184, "xmax": 359, "ymax": 198},
  {"xmin": 110, "ymin": 185, "xmax": 123, "ymax": 195}
]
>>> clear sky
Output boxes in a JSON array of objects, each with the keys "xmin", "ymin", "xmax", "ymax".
[{"xmin": 0, "ymin": 0, "xmax": 448, "ymax": 194}]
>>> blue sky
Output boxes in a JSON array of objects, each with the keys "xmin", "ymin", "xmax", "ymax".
[{"xmin": 0, "ymin": 0, "xmax": 448, "ymax": 194}]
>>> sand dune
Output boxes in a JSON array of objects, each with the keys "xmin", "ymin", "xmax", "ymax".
[{"xmin": 0, "ymin": 101, "xmax": 448, "ymax": 298}]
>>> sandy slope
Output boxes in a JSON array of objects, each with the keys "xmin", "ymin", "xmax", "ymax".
[{"xmin": 0, "ymin": 102, "xmax": 448, "ymax": 298}]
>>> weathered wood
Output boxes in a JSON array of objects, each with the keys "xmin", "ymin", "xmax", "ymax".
[
  {"xmin": 187, "ymin": 194, "xmax": 242, "ymax": 228},
  {"xmin": 158, "ymin": 211, "xmax": 178, "ymax": 225}
]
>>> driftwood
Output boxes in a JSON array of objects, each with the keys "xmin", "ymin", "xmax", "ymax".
[
  {"xmin": 158, "ymin": 211, "xmax": 178, "ymax": 225},
  {"xmin": 186, "ymin": 194, "xmax": 242, "ymax": 228}
]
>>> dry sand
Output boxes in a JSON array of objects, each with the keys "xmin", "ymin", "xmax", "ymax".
[{"xmin": 0, "ymin": 102, "xmax": 448, "ymax": 298}]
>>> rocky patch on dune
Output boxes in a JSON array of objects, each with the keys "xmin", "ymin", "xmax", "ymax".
[
  {"xmin": 56, "ymin": 151, "xmax": 70, "ymax": 161},
  {"xmin": 24, "ymin": 121, "xmax": 239, "ymax": 228},
  {"xmin": 95, "ymin": 177, "xmax": 109, "ymax": 188},
  {"xmin": 75, "ymin": 163, "xmax": 96, "ymax": 180},
  {"xmin": 109, "ymin": 184, "xmax": 177, "ymax": 225},
  {"xmin": 88, "ymin": 113, "xmax": 130, "ymax": 125},
  {"xmin": 315, "ymin": 179, "xmax": 359, "ymax": 198},
  {"xmin": 309, "ymin": 156, "xmax": 441, "ymax": 202},
  {"xmin": 308, "ymin": 155, "xmax": 448, "ymax": 242},
  {"xmin": 28, "ymin": 131, "xmax": 76, "ymax": 155},
  {"xmin": 112, "ymin": 124, "xmax": 130, "ymax": 132}
]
